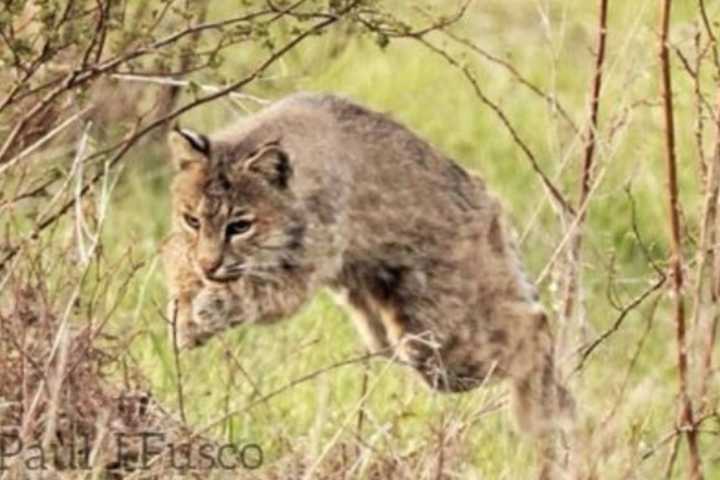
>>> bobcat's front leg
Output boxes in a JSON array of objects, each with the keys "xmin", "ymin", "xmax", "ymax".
[
  {"xmin": 166, "ymin": 281, "xmax": 235, "ymax": 349},
  {"xmin": 192, "ymin": 286, "xmax": 240, "ymax": 333},
  {"xmin": 188, "ymin": 270, "xmax": 316, "ymax": 348},
  {"xmin": 168, "ymin": 283, "xmax": 234, "ymax": 350}
]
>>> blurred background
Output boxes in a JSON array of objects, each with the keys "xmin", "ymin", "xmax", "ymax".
[{"xmin": 0, "ymin": 0, "xmax": 717, "ymax": 478}]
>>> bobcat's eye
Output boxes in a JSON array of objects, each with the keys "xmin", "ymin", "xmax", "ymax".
[
  {"xmin": 183, "ymin": 213, "xmax": 200, "ymax": 230},
  {"xmin": 226, "ymin": 219, "xmax": 254, "ymax": 238}
]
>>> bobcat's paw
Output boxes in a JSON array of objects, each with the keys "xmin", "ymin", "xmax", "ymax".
[{"xmin": 192, "ymin": 287, "xmax": 233, "ymax": 334}]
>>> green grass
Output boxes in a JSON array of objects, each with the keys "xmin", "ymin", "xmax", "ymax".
[{"xmin": 89, "ymin": 0, "xmax": 719, "ymax": 478}]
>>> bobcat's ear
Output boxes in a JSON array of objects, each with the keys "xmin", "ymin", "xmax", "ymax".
[
  {"xmin": 167, "ymin": 127, "xmax": 211, "ymax": 170},
  {"xmin": 243, "ymin": 143, "xmax": 292, "ymax": 189}
]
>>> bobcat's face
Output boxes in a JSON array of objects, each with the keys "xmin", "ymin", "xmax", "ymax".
[{"xmin": 168, "ymin": 128, "xmax": 305, "ymax": 284}]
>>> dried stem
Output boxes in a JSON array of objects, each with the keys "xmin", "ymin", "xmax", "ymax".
[
  {"xmin": 698, "ymin": 0, "xmax": 720, "ymax": 72},
  {"xmin": 561, "ymin": 0, "xmax": 609, "ymax": 347},
  {"xmin": 414, "ymin": 14, "xmax": 580, "ymax": 135},
  {"xmin": 0, "ymin": 8, "xmax": 351, "ymax": 271},
  {"xmin": 169, "ymin": 300, "xmax": 187, "ymax": 424},
  {"xmin": 659, "ymin": 0, "xmax": 704, "ymax": 477},
  {"xmin": 355, "ymin": 358, "xmax": 370, "ymax": 458},
  {"xmin": 415, "ymin": 37, "xmax": 575, "ymax": 217},
  {"xmin": 695, "ymin": 90, "xmax": 720, "ymax": 407}
]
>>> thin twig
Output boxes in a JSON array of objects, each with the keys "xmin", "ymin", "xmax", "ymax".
[
  {"xmin": 416, "ymin": 37, "xmax": 576, "ymax": 217},
  {"xmin": 131, "ymin": 349, "xmax": 391, "ymax": 476},
  {"xmin": 659, "ymin": 1, "xmax": 704, "ymax": 477},
  {"xmin": 168, "ymin": 300, "xmax": 187, "ymax": 424},
  {"xmin": 536, "ymin": 163, "xmax": 609, "ymax": 285},
  {"xmin": 663, "ymin": 434, "xmax": 681, "ymax": 480},
  {"xmin": 698, "ymin": 0, "xmax": 720, "ymax": 72},
  {"xmin": 561, "ymin": 0, "xmax": 610, "ymax": 345},
  {"xmin": 110, "ymin": 74, "xmax": 271, "ymax": 106},
  {"xmin": 695, "ymin": 90, "xmax": 720, "ymax": 408},
  {"xmin": 0, "ymin": 107, "xmax": 92, "ymax": 176},
  {"xmin": 0, "ymin": 7, "xmax": 353, "ymax": 270},
  {"xmin": 572, "ymin": 277, "xmax": 664, "ymax": 374},
  {"xmin": 440, "ymin": 28, "xmax": 580, "ymax": 135},
  {"xmin": 355, "ymin": 357, "xmax": 370, "ymax": 459}
]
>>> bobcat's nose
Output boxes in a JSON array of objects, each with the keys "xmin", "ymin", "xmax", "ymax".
[{"xmin": 198, "ymin": 256, "xmax": 222, "ymax": 277}]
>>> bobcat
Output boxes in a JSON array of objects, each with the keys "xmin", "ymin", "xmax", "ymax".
[{"xmin": 162, "ymin": 92, "xmax": 572, "ymax": 475}]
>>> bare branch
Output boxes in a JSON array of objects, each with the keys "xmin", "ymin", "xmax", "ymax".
[
  {"xmin": 415, "ymin": 37, "xmax": 576, "ymax": 218},
  {"xmin": 560, "ymin": 0, "xmax": 610, "ymax": 347},
  {"xmin": 659, "ymin": 0, "xmax": 704, "ymax": 477}
]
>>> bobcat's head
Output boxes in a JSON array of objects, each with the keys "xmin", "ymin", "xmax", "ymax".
[{"xmin": 167, "ymin": 127, "xmax": 306, "ymax": 284}]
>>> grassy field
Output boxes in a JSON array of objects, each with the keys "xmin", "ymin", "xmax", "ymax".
[
  {"xmin": 2, "ymin": 0, "xmax": 719, "ymax": 478},
  {"xmin": 110, "ymin": 1, "xmax": 716, "ymax": 478}
]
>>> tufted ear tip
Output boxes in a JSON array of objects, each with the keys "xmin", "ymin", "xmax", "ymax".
[{"xmin": 167, "ymin": 126, "xmax": 211, "ymax": 170}]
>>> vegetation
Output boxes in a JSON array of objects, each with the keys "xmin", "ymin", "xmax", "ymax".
[{"xmin": 0, "ymin": 0, "xmax": 718, "ymax": 478}]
